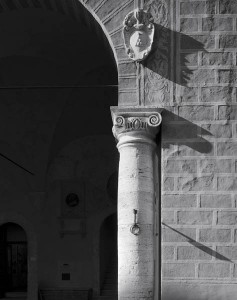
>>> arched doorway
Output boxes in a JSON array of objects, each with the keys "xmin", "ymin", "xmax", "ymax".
[
  {"xmin": 100, "ymin": 213, "xmax": 117, "ymax": 298},
  {"xmin": 0, "ymin": 223, "xmax": 27, "ymax": 299}
]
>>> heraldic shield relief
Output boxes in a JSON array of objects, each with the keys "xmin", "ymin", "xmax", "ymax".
[{"xmin": 123, "ymin": 8, "xmax": 155, "ymax": 62}]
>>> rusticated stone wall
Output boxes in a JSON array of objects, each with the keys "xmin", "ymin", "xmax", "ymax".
[{"xmin": 155, "ymin": 0, "xmax": 237, "ymax": 299}]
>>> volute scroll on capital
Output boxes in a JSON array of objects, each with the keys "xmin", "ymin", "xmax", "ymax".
[{"xmin": 111, "ymin": 108, "xmax": 162, "ymax": 141}]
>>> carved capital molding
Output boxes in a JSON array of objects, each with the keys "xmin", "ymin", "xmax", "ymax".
[{"xmin": 110, "ymin": 107, "xmax": 162, "ymax": 145}]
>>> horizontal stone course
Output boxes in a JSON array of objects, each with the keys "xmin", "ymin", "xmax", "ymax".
[
  {"xmin": 201, "ymin": 52, "xmax": 234, "ymax": 66},
  {"xmin": 201, "ymin": 124, "xmax": 232, "ymax": 138},
  {"xmin": 220, "ymin": 35, "xmax": 237, "ymax": 48},
  {"xmin": 180, "ymin": 53, "xmax": 198, "ymax": 67},
  {"xmin": 163, "ymin": 160, "xmax": 197, "ymax": 173},
  {"xmin": 162, "ymin": 194, "xmax": 197, "ymax": 208},
  {"xmin": 163, "ymin": 177, "xmax": 174, "ymax": 191},
  {"xmin": 180, "ymin": 18, "xmax": 198, "ymax": 32},
  {"xmin": 180, "ymin": 1, "xmax": 216, "ymax": 15},
  {"xmin": 162, "ymin": 227, "xmax": 196, "ymax": 242},
  {"xmin": 162, "ymin": 246, "xmax": 175, "ymax": 260},
  {"xmin": 217, "ymin": 211, "xmax": 237, "ymax": 224},
  {"xmin": 200, "ymin": 194, "xmax": 232, "ymax": 208},
  {"xmin": 162, "ymin": 123, "xmax": 198, "ymax": 140},
  {"xmin": 218, "ymin": 105, "xmax": 237, "ymax": 120},
  {"xmin": 182, "ymin": 69, "xmax": 216, "ymax": 85},
  {"xmin": 181, "ymin": 35, "xmax": 215, "ymax": 50},
  {"xmin": 217, "ymin": 142, "xmax": 237, "ymax": 156},
  {"xmin": 199, "ymin": 229, "xmax": 231, "ymax": 243},
  {"xmin": 220, "ymin": 0, "xmax": 237, "ymax": 14},
  {"xmin": 179, "ymin": 86, "xmax": 198, "ymax": 102},
  {"xmin": 217, "ymin": 177, "xmax": 237, "ymax": 191},
  {"xmin": 202, "ymin": 17, "xmax": 233, "ymax": 31},
  {"xmin": 177, "ymin": 175, "xmax": 214, "ymax": 192},
  {"xmin": 177, "ymin": 142, "xmax": 214, "ymax": 156},
  {"xmin": 216, "ymin": 246, "xmax": 237, "ymax": 260},
  {"xmin": 162, "ymin": 211, "xmax": 175, "ymax": 224},
  {"xmin": 180, "ymin": 1, "xmax": 206, "ymax": 15},
  {"xmin": 177, "ymin": 246, "xmax": 212, "ymax": 260},
  {"xmin": 177, "ymin": 211, "xmax": 213, "ymax": 225},
  {"xmin": 162, "ymin": 263, "xmax": 195, "ymax": 278},
  {"xmin": 178, "ymin": 105, "xmax": 214, "ymax": 121},
  {"xmin": 199, "ymin": 159, "xmax": 232, "ymax": 173},
  {"xmin": 218, "ymin": 70, "xmax": 237, "ymax": 83},
  {"xmin": 198, "ymin": 263, "xmax": 230, "ymax": 278}
]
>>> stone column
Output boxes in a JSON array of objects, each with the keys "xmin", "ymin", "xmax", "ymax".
[{"xmin": 111, "ymin": 107, "xmax": 162, "ymax": 300}]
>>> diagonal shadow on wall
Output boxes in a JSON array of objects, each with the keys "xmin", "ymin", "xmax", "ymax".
[
  {"xmin": 160, "ymin": 110, "xmax": 213, "ymax": 155},
  {"xmin": 162, "ymin": 223, "xmax": 233, "ymax": 262}
]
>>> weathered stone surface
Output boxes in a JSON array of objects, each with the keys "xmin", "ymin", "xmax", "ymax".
[
  {"xmin": 202, "ymin": 52, "xmax": 233, "ymax": 66},
  {"xmin": 162, "ymin": 211, "xmax": 175, "ymax": 224},
  {"xmin": 217, "ymin": 211, "xmax": 237, "ymax": 225},
  {"xmin": 162, "ymin": 123, "xmax": 198, "ymax": 140},
  {"xmin": 220, "ymin": 35, "xmax": 237, "ymax": 48},
  {"xmin": 199, "ymin": 159, "xmax": 232, "ymax": 173},
  {"xmin": 162, "ymin": 246, "xmax": 175, "ymax": 260},
  {"xmin": 162, "ymin": 227, "xmax": 196, "ymax": 242},
  {"xmin": 178, "ymin": 87, "xmax": 198, "ymax": 102},
  {"xmin": 198, "ymin": 263, "xmax": 230, "ymax": 278},
  {"xmin": 162, "ymin": 263, "xmax": 195, "ymax": 278},
  {"xmin": 199, "ymin": 229, "xmax": 231, "ymax": 243},
  {"xmin": 178, "ymin": 105, "xmax": 214, "ymax": 121},
  {"xmin": 220, "ymin": 0, "xmax": 237, "ymax": 13},
  {"xmin": 180, "ymin": 18, "xmax": 198, "ymax": 32},
  {"xmin": 181, "ymin": 35, "xmax": 215, "ymax": 49},
  {"xmin": 202, "ymin": 17, "xmax": 233, "ymax": 31},
  {"xmin": 118, "ymin": 62, "xmax": 137, "ymax": 75},
  {"xmin": 217, "ymin": 142, "xmax": 237, "ymax": 156},
  {"xmin": 218, "ymin": 105, "xmax": 237, "ymax": 120},
  {"xmin": 103, "ymin": 1, "xmax": 134, "ymax": 32},
  {"xmin": 177, "ymin": 211, "xmax": 212, "ymax": 225},
  {"xmin": 162, "ymin": 194, "xmax": 197, "ymax": 208},
  {"xmin": 177, "ymin": 175, "xmax": 214, "ymax": 192},
  {"xmin": 216, "ymin": 246, "xmax": 237, "ymax": 260},
  {"xmin": 201, "ymin": 124, "xmax": 232, "ymax": 138},
  {"xmin": 163, "ymin": 160, "xmax": 197, "ymax": 174},
  {"xmin": 163, "ymin": 177, "xmax": 174, "ymax": 191},
  {"xmin": 178, "ymin": 142, "xmax": 214, "ymax": 156},
  {"xmin": 201, "ymin": 86, "xmax": 235, "ymax": 102},
  {"xmin": 177, "ymin": 246, "xmax": 212, "ymax": 260},
  {"xmin": 162, "ymin": 282, "xmax": 237, "ymax": 300},
  {"xmin": 218, "ymin": 70, "xmax": 237, "ymax": 83},
  {"xmin": 217, "ymin": 177, "xmax": 237, "ymax": 191},
  {"xmin": 180, "ymin": 1, "xmax": 206, "ymax": 15},
  {"xmin": 182, "ymin": 69, "xmax": 216, "ymax": 85},
  {"xmin": 180, "ymin": 53, "xmax": 198, "ymax": 66},
  {"xmin": 200, "ymin": 194, "xmax": 232, "ymax": 208}
]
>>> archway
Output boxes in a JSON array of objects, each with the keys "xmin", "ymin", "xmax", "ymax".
[
  {"xmin": 99, "ymin": 213, "xmax": 117, "ymax": 298},
  {"xmin": 0, "ymin": 223, "xmax": 27, "ymax": 298}
]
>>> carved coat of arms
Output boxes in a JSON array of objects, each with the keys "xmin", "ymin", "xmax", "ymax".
[{"xmin": 123, "ymin": 8, "xmax": 155, "ymax": 62}]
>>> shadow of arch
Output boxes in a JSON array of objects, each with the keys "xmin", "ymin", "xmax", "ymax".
[{"xmin": 0, "ymin": 212, "xmax": 37, "ymax": 300}]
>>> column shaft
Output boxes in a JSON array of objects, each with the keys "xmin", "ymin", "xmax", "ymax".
[{"xmin": 111, "ymin": 107, "xmax": 162, "ymax": 300}]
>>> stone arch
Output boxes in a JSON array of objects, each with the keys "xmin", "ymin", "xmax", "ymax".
[{"xmin": 0, "ymin": 212, "xmax": 37, "ymax": 300}]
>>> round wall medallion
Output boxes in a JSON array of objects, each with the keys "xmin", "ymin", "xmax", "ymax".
[{"xmin": 65, "ymin": 193, "xmax": 80, "ymax": 207}]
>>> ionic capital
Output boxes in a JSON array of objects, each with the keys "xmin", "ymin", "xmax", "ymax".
[{"xmin": 110, "ymin": 107, "xmax": 162, "ymax": 147}]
